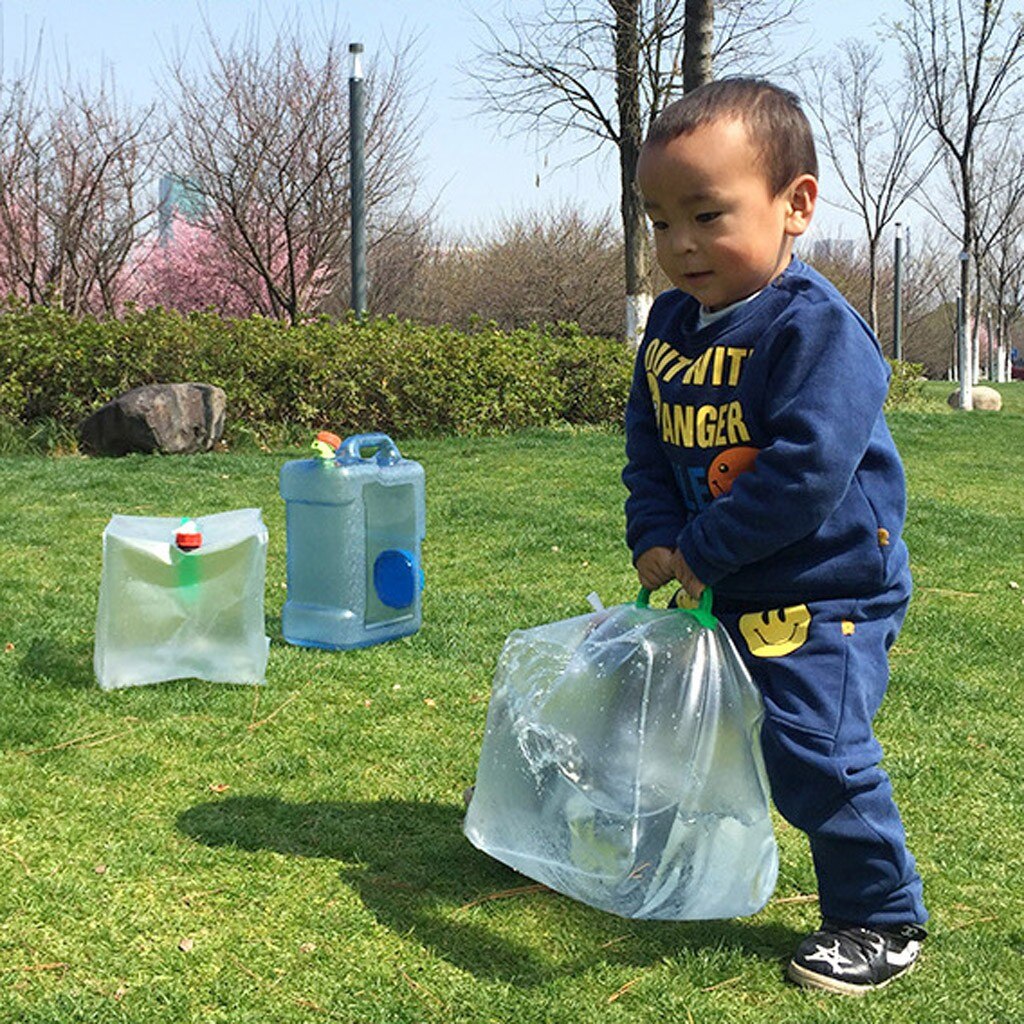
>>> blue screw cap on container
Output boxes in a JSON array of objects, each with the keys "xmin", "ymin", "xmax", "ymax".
[{"xmin": 373, "ymin": 548, "xmax": 419, "ymax": 609}]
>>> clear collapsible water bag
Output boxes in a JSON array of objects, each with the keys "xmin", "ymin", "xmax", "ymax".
[
  {"xmin": 279, "ymin": 432, "xmax": 425, "ymax": 650},
  {"xmin": 94, "ymin": 508, "xmax": 269, "ymax": 689},
  {"xmin": 464, "ymin": 590, "xmax": 778, "ymax": 920}
]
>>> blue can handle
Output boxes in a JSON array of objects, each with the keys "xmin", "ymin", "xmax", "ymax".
[{"xmin": 337, "ymin": 433, "xmax": 401, "ymax": 466}]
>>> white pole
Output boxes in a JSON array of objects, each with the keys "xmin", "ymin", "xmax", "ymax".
[
  {"xmin": 957, "ymin": 252, "xmax": 973, "ymax": 410},
  {"xmin": 626, "ymin": 292, "xmax": 653, "ymax": 350}
]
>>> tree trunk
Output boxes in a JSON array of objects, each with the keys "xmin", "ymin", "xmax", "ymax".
[
  {"xmin": 683, "ymin": 0, "xmax": 714, "ymax": 91},
  {"xmin": 958, "ymin": 160, "xmax": 974, "ymax": 409},
  {"xmin": 867, "ymin": 237, "xmax": 879, "ymax": 337},
  {"xmin": 612, "ymin": 0, "xmax": 651, "ymax": 345}
]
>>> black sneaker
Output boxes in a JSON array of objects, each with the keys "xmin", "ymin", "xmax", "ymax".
[{"xmin": 787, "ymin": 921, "xmax": 926, "ymax": 995}]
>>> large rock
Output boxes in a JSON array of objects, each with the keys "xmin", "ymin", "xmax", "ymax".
[
  {"xmin": 947, "ymin": 385, "xmax": 1002, "ymax": 411},
  {"xmin": 78, "ymin": 383, "xmax": 226, "ymax": 456}
]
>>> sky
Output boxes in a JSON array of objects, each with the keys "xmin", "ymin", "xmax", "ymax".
[{"xmin": 0, "ymin": 0, "xmax": 898, "ymax": 242}]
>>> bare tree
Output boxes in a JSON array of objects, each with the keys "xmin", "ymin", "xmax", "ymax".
[
  {"xmin": 807, "ymin": 39, "xmax": 936, "ymax": 337},
  {"xmin": 323, "ymin": 212, "xmax": 437, "ymax": 319},
  {"xmin": 684, "ymin": 0, "xmax": 714, "ymax": 91},
  {"xmin": 816, "ymin": 228, "xmax": 960, "ymax": 379},
  {"xmin": 0, "ymin": 65, "xmax": 161, "ymax": 315},
  {"xmin": 613, "ymin": 1, "xmax": 649, "ymax": 343},
  {"xmin": 891, "ymin": 0, "xmax": 1024, "ymax": 408},
  {"xmin": 166, "ymin": 15, "xmax": 426, "ymax": 325},
  {"xmin": 401, "ymin": 204, "xmax": 624, "ymax": 335},
  {"xmin": 977, "ymin": 140, "xmax": 1024, "ymax": 380},
  {"xmin": 466, "ymin": 0, "xmax": 804, "ymax": 343},
  {"xmin": 988, "ymin": 220, "xmax": 1024, "ymax": 376}
]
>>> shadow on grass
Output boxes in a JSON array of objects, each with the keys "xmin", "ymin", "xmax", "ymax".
[
  {"xmin": 178, "ymin": 794, "xmax": 802, "ymax": 985},
  {"xmin": 19, "ymin": 636, "xmax": 94, "ymax": 688}
]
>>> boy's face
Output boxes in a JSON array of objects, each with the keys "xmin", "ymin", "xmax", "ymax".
[{"xmin": 637, "ymin": 118, "xmax": 816, "ymax": 311}]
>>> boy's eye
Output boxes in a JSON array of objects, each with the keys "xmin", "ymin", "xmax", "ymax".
[
  {"xmin": 695, "ymin": 211, "xmax": 721, "ymax": 224},
  {"xmin": 650, "ymin": 219, "xmax": 668, "ymax": 231}
]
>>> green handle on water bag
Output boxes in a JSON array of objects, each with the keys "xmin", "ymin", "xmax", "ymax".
[
  {"xmin": 635, "ymin": 585, "xmax": 717, "ymax": 629},
  {"xmin": 173, "ymin": 548, "xmax": 200, "ymax": 604}
]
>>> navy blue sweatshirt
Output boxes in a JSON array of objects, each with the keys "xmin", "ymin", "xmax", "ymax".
[{"xmin": 623, "ymin": 259, "xmax": 909, "ymax": 606}]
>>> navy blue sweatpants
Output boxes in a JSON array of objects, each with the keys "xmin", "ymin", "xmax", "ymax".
[{"xmin": 716, "ymin": 573, "xmax": 927, "ymax": 928}]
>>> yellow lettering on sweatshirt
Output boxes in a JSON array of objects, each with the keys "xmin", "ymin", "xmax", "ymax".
[{"xmin": 660, "ymin": 400, "xmax": 749, "ymax": 448}]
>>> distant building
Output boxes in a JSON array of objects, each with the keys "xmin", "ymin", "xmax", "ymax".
[{"xmin": 158, "ymin": 175, "xmax": 208, "ymax": 242}]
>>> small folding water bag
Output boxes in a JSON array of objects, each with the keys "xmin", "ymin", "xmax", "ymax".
[
  {"xmin": 94, "ymin": 508, "xmax": 269, "ymax": 690},
  {"xmin": 463, "ymin": 589, "xmax": 778, "ymax": 920}
]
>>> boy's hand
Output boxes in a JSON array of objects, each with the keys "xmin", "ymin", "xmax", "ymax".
[
  {"xmin": 635, "ymin": 546, "xmax": 676, "ymax": 591},
  {"xmin": 670, "ymin": 549, "xmax": 705, "ymax": 600}
]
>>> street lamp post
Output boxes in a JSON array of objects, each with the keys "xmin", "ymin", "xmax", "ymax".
[
  {"xmin": 892, "ymin": 223, "xmax": 904, "ymax": 362},
  {"xmin": 349, "ymin": 43, "xmax": 367, "ymax": 318}
]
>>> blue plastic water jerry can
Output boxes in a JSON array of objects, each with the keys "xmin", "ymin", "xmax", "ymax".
[{"xmin": 279, "ymin": 432, "xmax": 425, "ymax": 649}]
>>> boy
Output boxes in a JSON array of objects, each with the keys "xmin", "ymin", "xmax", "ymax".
[{"xmin": 623, "ymin": 77, "xmax": 928, "ymax": 996}]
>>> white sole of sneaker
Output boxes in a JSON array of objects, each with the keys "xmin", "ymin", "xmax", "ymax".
[{"xmin": 787, "ymin": 957, "xmax": 917, "ymax": 996}]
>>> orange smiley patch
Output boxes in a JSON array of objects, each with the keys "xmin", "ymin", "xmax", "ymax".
[{"xmin": 707, "ymin": 445, "xmax": 759, "ymax": 498}]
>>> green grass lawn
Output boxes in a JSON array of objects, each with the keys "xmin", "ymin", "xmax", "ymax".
[{"xmin": 0, "ymin": 385, "xmax": 1022, "ymax": 1023}]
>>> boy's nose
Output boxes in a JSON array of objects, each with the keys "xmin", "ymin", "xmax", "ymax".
[{"xmin": 667, "ymin": 225, "xmax": 696, "ymax": 255}]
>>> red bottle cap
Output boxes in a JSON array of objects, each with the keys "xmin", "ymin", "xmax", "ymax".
[
  {"xmin": 316, "ymin": 431, "xmax": 342, "ymax": 450},
  {"xmin": 175, "ymin": 520, "xmax": 203, "ymax": 551}
]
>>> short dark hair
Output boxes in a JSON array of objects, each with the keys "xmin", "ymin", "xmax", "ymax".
[{"xmin": 645, "ymin": 77, "xmax": 818, "ymax": 195}]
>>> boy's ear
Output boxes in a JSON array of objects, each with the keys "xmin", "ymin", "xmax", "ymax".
[{"xmin": 784, "ymin": 174, "xmax": 818, "ymax": 237}]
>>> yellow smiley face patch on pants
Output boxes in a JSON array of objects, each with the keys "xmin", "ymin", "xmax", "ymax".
[{"xmin": 739, "ymin": 604, "xmax": 812, "ymax": 658}]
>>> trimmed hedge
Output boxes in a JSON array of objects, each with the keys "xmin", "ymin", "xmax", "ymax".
[
  {"xmin": 0, "ymin": 301, "xmax": 927, "ymax": 451},
  {"xmin": 0, "ymin": 302, "xmax": 634, "ymax": 442}
]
